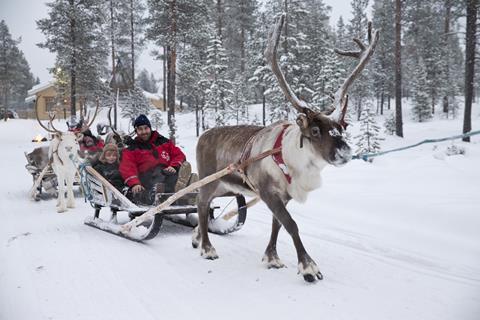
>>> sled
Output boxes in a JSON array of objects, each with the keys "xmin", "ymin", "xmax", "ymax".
[
  {"xmin": 25, "ymin": 148, "xmax": 82, "ymax": 201},
  {"xmin": 81, "ymin": 165, "xmax": 249, "ymax": 242}
]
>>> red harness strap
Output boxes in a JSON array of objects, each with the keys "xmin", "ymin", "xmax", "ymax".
[{"xmin": 272, "ymin": 124, "xmax": 292, "ymax": 184}]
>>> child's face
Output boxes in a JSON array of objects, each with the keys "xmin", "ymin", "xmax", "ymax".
[{"xmin": 104, "ymin": 150, "xmax": 117, "ymax": 164}]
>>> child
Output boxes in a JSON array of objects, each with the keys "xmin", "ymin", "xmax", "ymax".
[{"xmin": 93, "ymin": 143, "xmax": 124, "ymax": 192}]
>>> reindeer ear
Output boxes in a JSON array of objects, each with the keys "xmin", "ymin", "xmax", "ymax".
[
  {"xmin": 296, "ymin": 114, "xmax": 309, "ymax": 129},
  {"xmin": 75, "ymin": 133, "xmax": 84, "ymax": 141}
]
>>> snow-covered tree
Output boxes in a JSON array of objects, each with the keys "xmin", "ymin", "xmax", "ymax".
[
  {"xmin": 355, "ymin": 104, "xmax": 383, "ymax": 158},
  {"xmin": 345, "ymin": 0, "xmax": 373, "ymax": 120},
  {"xmin": 137, "ymin": 69, "xmax": 158, "ymax": 93},
  {"xmin": 383, "ymin": 112, "xmax": 396, "ymax": 135},
  {"xmin": 37, "ymin": 0, "xmax": 109, "ymax": 117},
  {"xmin": 0, "ymin": 20, "xmax": 36, "ymax": 109},
  {"xmin": 411, "ymin": 58, "xmax": 432, "ymax": 122},
  {"xmin": 312, "ymin": 48, "xmax": 345, "ymax": 111},
  {"xmin": 372, "ymin": 0, "xmax": 395, "ymax": 114},
  {"xmin": 107, "ymin": 0, "xmax": 146, "ymax": 84},
  {"xmin": 201, "ymin": 35, "xmax": 233, "ymax": 127}
]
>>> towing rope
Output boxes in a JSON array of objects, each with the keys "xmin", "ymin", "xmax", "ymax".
[{"xmin": 353, "ymin": 129, "xmax": 480, "ymax": 161}]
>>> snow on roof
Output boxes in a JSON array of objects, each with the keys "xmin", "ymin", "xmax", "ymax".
[
  {"xmin": 27, "ymin": 81, "xmax": 55, "ymax": 96},
  {"xmin": 142, "ymin": 90, "xmax": 163, "ymax": 100}
]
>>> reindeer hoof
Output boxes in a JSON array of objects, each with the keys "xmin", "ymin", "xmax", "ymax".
[
  {"xmin": 57, "ymin": 207, "xmax": 67, "ymax": 213},
  {"xmin": 201, "ymin": 247, "xmax": 218, "ymax": 260},
  {"xmin": 298, "ymin": 259, "xmax": 323, "ymax": 282},
  {"xmin": 262, "ymin": 254, "xmax": 285, "ymax": 269}
]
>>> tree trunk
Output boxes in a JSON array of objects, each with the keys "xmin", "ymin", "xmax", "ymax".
[
  {"xmin": 463, "ymin": 0, "xmax": 477, "ymax": 142},
  {"xmin": 130, "ymin": 0, "xmax": 135, "ymax": 85},
  {"xmin": 380, "ymin": 91, "xmax": 384, "ymax": 115},
  {"xmin": 163, "ymin": 46, "xmax": 167, "ymax": 111},
  {"xmin": 442, "ymin": 0, "xmax": 451, "ymax": 114},
  {"xmin": 217, "ymin": 0, "xmax": 223, "ymax": 38},
  {"xmin": 394, "ymin": 0, "xmax": 403, "ymax": 137},
  {"xmin": 69, "ymin": 0, "xmax": 76, "ymax": 119},
  {"xmin": 167, "ymin": 0, "xmax": 177, "ymax": 142},
  {"xmin": 195, "ymin": 99, "xmax": 199, "ymax": 137}
]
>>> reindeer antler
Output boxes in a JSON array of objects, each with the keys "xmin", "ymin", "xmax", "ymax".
[
  {"xmin": 35, "ymin": 98, "xmax": 62, "ymax": 134},
  {"xmin": 265, "ymin": 14, "xmax": 309, "ymax": 113},
  {"xmin": 331, "ymin": 22, "xmax": 380, "ymax": 124},
  {"xmin": 80, "ymin": 97, "xmax": 100, "ymax": 133}
]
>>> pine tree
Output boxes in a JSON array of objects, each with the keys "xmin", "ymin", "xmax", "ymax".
[
  {"xmin": 383, "ymin": 112, "xmax": 396, "ymax": 135},
  {"xmin": 411, "ymin": 58, "xmax": 432, "ymax": 122},
  {"xmin": 37, "ymin": 0, "xmax": 109, "ymax": 117},
  {"xmin": 107, "ymin": 0, "xmax": 146, "ymax": 83},
  {"xmin": 312, "ymin": 48, "xmax": 345, "ymax": 111},
  {"xmin": 372, "ymin": 0, "xmax": 395, "ymax": 115},
  {"xmin": 201, "ymin": 34, "xmax": 233, "ymax": 127},
  {"xmin": 355, "ymin": 104, "xmax": 383, "ymax": 158},
  {"xmin": 0, "ymin": 20, "xmax": 35, "ymax": 110},
  {"xmin": 345, "ymin": 0, "xmax": 373, "ymax": 120},
  {"xmin": 146, "ymin": 0, "xmax": 210, "ymax": 139}
]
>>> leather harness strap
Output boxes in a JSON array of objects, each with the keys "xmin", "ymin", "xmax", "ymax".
[
  {"xmin": 272, "ymin": 124, "xmax": 292, "ymax": 184},
  {"xmin": 237, "ymin": 124, "xmax": 292, "ymax": 192}
]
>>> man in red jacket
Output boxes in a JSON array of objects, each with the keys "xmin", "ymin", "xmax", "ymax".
[{"xmin": 120, "ymin": 114, "xmax": 186, "ymax": 204}]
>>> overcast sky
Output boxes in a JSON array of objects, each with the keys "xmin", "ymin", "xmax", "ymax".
[{"xmin": 0, "ymin": 0, "xmax": 363, "ymax": 85}]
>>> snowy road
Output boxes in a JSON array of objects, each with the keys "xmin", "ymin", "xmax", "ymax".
[{"xmin": 1, "ymin": 113, "xmax": 479, "ymax": 320}]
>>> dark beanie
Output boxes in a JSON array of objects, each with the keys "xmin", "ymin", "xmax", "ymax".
[{"xmin": 133, "ymin": 114, "xmax": 151, "ymax": 129}]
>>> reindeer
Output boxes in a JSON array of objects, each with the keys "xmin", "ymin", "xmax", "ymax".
[
  {"xmin": 35, "ymin": 99, "xmax": 98, "ymax": 212},
  {"xmin": 192, "ymin": 15, "xmax": 379, "ymax": 282}
]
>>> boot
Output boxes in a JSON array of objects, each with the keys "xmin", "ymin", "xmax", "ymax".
[{"xmin": 175, "ymin": 161, "xmax": 192, "ymax": 192}]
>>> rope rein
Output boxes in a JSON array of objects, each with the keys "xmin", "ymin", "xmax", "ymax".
[{"xmin": 353, "ymin": 129, "xmax": 480, "ymax": 161}]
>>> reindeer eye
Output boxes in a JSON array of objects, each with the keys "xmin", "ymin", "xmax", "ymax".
[{"xmin": 311, "ymin": 126, "xmax": 321, "ymax": 137}]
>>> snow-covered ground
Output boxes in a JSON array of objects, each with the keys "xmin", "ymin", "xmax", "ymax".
[{"xmin": 1, "ymin": 102, "xmax": 479, "ymax": 320}]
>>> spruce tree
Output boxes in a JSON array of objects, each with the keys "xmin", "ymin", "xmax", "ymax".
[
  {"xmin": 411, "ymin": 58, "xmax": 432, "ymax": 122},
  {"xmin": 355, "ymin": 104, "xmax": 383, "ymax": 158},
  {"xmin": 0, "ymin": 20, "xmax": 36, "ymax": 110},
  {"xmin": 37, "ymin": 0, "xmax": 108, "ymax": 117},
  {"xmin": 201, "ymin": 34, "xmax": 233, "ymax": 127}
]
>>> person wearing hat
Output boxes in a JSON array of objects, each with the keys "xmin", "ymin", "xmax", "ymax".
[{"xmin": 119, "ymin": 114, "xmax": 186, "ymax": 205}]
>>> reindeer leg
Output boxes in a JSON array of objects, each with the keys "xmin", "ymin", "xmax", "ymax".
[
  {"xmin": 57, "ymin": 176, "xmax": 67, "ymax": 213},
  {"xmin": 66, "ymin": 175, "xmax": 75, "ymax": 208},
  {"xmin": 260, "ymin": 192, "xmax": 323, "ymax": 282},
  {"xmin": 195, "ymin": 184, "xmax": 218, "ymax": 259},
  {"xmin": 262, "ymin": 216, "xmax": 285, "ymax": 269}
]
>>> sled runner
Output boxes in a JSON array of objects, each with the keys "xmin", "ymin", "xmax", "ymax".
[{"xmin": 81, "ymin": 165, "xmax": 248, "ymax": 242}]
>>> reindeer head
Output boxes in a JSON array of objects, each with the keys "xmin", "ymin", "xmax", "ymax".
[
  {"xmin": 35, "ymin": 98, "xmax": 99, "ymax": 160},
  {"xmin": 266, "ymin": 14, "xmax": 379, "ymax": 166}
]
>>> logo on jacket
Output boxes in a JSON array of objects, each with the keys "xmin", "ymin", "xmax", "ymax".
[{"xmin": 161, "ymin": 150, "xmax": 170, "ymax": 162}]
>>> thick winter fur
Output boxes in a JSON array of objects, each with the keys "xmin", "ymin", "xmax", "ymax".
[
  {"xmin": 49, "ymin": 132, "xmax": 80, "ymax": 213},
  {"xmin": 194, "ymin": 115, "xmax": 352, "ymax": 282}
]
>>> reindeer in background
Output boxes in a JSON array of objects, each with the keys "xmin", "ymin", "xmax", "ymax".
[
  {"xmin": 193, "ymin": 15, "xmax": 379, "ymax": 282},
  {"xmin": 35, "ymin": 99, "xmax": 98, "ymax": 212}
]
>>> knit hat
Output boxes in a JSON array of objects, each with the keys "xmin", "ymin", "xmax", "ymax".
[
  {"xmin": 133, "ymin": 114, "xmax": 151, "ymax": 129},
  {"xmin": 99, "ymin": 143, "xmax": 120, "ymax": 163}
]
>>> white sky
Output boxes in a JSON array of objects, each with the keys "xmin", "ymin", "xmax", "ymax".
[{"xmin": 0, "ymin": 0, "xmax": 360, "ymax": 85}]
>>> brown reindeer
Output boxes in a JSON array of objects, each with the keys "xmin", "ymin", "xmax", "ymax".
[{"xmin": 192, "ymin": 14, "xmax": 379, "ymax": 282}]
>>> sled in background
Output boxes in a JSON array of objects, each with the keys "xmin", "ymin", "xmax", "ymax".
[
  {"xmin": 25, "ymin": 146, "xmax": 81, "ymax": 201},
  {"xmin": 81, "ymin": 163, "xmax": 249, "ymax": 242}
]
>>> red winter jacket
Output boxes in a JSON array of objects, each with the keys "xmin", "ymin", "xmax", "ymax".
[{"xmin": 119, "ymin": 131, "xmax": 186, "ymax": 187}]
